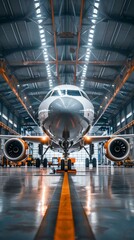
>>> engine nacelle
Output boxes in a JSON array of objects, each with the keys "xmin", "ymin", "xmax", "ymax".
[
  {"xmin": 104, "ymin": 137, "xmax": 130, "ymax": 161},
  {"xmin": 3, "ymin": 138, "xmax": 28, "ymax": 161}
]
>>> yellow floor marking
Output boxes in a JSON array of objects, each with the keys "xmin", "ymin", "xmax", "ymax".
[{"xmin": 54, "ymin": 172, "xmax": 75, "ymax": 240}]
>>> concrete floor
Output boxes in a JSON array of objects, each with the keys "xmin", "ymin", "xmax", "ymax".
[
  {"xmin": 0, "ymin": 165, "xmax": 134, "ymax": 239},
  {"xmin": 0, "ymin": 167, "xmax": 61, "ymax": 240},
  {"xmin": 73, "ymin": 166, "xmax": 134, "ymax": 240}
]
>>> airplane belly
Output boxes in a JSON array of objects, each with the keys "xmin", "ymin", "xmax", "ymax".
[
  {"xmin": 39, "ymin": 97, "xmax": 92, "ymax": 142},
  {"xmin": 43, "ymin": 112, "xmax": 90, "ymax": 141}
]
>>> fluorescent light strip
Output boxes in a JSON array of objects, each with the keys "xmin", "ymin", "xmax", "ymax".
[
  {"xmin": 37, "ymin": 19, "xmax": 42, "ymax": 24},
  {"xmin": 14, "ymin": 123, "xmax": 17, "ymax": 128},
  {"xmin": 94, "ymin": 2, "xmax": 99, "ymax": 8},
  {"xmin": 34, "ymin": 0, "xmax": 53, "ymax": 88},
  {"xmin": 39, "ymin": 29, "xmax": 44, "ymax": 34},
  {"xmin": 81, "ymin": 0, "xmax": 100, "ymax": 89},
  {"xmin": 40, "ymin": 34, "xmax": 45, "ymax": 39},
  {"xmin": 37, "ymin": 9, "xmax": 41, "ymax": 14},
  {"xmin": 9, "ymin": 119, "xmax": 13, "ymax": 124}
]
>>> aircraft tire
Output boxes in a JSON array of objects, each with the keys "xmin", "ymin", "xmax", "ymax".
[
  {"xmin": 68, "ymin": 159, "xmax": 71, "ymax": 170},
  {"xmin": 36, "ymin": 158, "xmax": 41, "ymax": 168},
  {"xmin": 61, "ymin": 159, "xmax": 65, "ymax": 170},
  {"xmin": 43, "ymin": 158, "xmax": 47, "ymax": 168}
]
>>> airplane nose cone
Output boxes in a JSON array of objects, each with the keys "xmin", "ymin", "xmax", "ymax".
[{"xmin": 49, "ymin": 97, "xmax": 84, "ymax": 115}]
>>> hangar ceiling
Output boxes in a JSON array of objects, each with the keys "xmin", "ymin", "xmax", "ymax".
[{"xmin": 0, "ymin": 0, "xmax": 134, "ymax": 132}]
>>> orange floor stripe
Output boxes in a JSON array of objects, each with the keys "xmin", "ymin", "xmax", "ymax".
[{"xmin": 54, "ymin": 172, "xmax": 75, "ymax": 240}]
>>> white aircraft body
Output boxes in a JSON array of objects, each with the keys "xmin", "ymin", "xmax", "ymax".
[
  {"xmin": 38, "ymin": 85, "xmax": 94, "ymax": 157},
  {"xmin": 0, "ymin": 84, "xmax": 133, "ymax": 166}
]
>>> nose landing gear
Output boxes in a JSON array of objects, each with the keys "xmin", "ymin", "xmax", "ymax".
[
  {"xmin": 61, "ymin": 158, "xmax": 71, "ymax": 171},
  {"xmin": 57, "ymin": 158, "xmax": 76, "ymax": 173},
  {"xmin": 57, "ymin": 140, "xmax": 76, "ymax": 173}
]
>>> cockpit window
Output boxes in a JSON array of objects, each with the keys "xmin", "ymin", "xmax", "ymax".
[
  {"xmin": 51, "ymin": 90, "xmax": 66, "ymax": 96},
  {"xmin": 67, "ymin": 90, "xmax": 81, "ymax": 96},
  {"xmin": 80, "ymin": 91, "xmax": 89, "ymax": 100}
]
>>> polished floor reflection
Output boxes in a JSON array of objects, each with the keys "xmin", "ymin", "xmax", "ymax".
[
  {"xmin": 0, "ymin": 167, "xmax": 61, "ymax": 240},
  {"xmin": 72, "ymin": 165, "xmax": 134, "ymax": 240},
  {"xmin": 0, "ymin": 165, "xmax": 134, "ymax": 240}
]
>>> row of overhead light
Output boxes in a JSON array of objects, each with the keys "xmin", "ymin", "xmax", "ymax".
[
  {"xmin": 81, "ymin": 0, "xmax": 100, "ymax": 88},
  {"xmin": 34, "ymin": 0, "xmax": 53, "ymax": 88}
]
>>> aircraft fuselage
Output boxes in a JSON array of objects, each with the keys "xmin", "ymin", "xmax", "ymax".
[{"xmin": 38, "ymin": 85, "xmax": 94, "ymax": 150}]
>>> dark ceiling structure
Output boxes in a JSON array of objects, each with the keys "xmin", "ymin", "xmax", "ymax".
[{"xmin": 0, "ymin": 0, "xmax": 134, "ymax": 132}]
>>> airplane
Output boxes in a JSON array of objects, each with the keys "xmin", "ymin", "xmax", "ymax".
[{"xmin": 0, "ymin": 84, "xmax": 133, "ymax": 170}]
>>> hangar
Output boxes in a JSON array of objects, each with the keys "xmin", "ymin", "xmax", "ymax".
[{"xmin": 0, "ymin": 0, "xmax": 134, "ymax": 239}]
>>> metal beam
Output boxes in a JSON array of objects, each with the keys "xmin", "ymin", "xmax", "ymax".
[
  {"xmin": 17, "ymin": 76, "xmax": 113, "ymax": 85},
  {"xmin": 26, "ymin": 91, "xmax": 103, "ymax": 96},
  {"xmin": 18, "ymin": 77, "xmax": 49, "ymax": 84},
  {"xmin": 92, "ymin": 45, "xmax": 132, "ymax": 56},
  {"xmin": 103, "ymin": 14, "xmax": 134, "ymax": 26},
  {"xmin": 70, "ymin": 0, "xmax": 77, "ymax": 32},
  {"xmin": 25, "ymin": 87, "xmax": 105, "ymax": 95},
  {"xmin": 1, "ymin": 13, "xmax": 134, "ymax": 27},
  {"xmin": 93, "ymin": 60, "xmax": 134, "ymax": 126},
  {"xmin": 9, "ymin": 60, "xmax": 125, "ymax": 67},
  {"xmin": 1, "ymin": 45, "xmax": 131, "ymax": 57},
  {"xmin": 0, "ymin": 45, "xmax": 43, "ymax": 57},
  {"xmin": 0, "ymin": 121, "xmax": 19, "ymax": 135},
  {"xmin": 0, "ymin": 60, "xmax": 38, "ymax": 126},
  {"xmin": 0, "ymin": 15, "xmax": 31, "ymax": 25},
  {"xmin": 51, "ymin": 13, "xmax": 134, "ymax": 26},
  {"xmin": 85, "ymin": 77, "xmax": 114, "ymax": 85},
  {"xmin": 114, "ymin": 120, "xmax": 134, "ymax": 135},
  {"xmin": 74, "ymin": 0, "xmax": 85, "ymax": 83}
]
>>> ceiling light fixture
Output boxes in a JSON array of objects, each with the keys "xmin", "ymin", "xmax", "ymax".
[
  {"xmin": 34, "ymin": 0, "xmax": 53, "ymax": 88},
  {"xmin": 80, "ymin": 0, "xmax": 100, "ymax": 89}
]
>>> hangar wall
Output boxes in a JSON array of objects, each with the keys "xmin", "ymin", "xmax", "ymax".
[
  {"xmin": 0, "ymin": 102, "xmax": 20, "ymax": 133},
  {"xmin": 113, "ymin": 99, "xmax": 134, "ymax": 133},
  {"xmin": 32, "ymin": 142, "xmax": 99, "ymax": 164},
  {"xmin": 112, "ymin": 97, "xmax": 134, "ymax": 159}
]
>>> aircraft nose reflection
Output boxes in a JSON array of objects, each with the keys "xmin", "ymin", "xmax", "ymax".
[{"xmin": 49, "ymin": 97, "xmax": 84, "ymax": 115}]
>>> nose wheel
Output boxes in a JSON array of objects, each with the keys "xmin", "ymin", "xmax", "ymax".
[
  {"xmin": 56, "ymin": 159, "xmax": 76, "ymax": 174},
  {"xmin": 61, "ymin": 159, "xmax": 65, "ymax": 170},
  {"xmin": 68, "ymin": 159, "xmax": 71, "ymax": 170},
  {"xmin": 60, "ymin": 159, "xmax": 71, "ymax": 171}
]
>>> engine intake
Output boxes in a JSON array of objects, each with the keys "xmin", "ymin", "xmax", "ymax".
[
  {"xmin": 4, "ymin": 138, "xmax": 28, "ymax": 161},
  {"xmin": 104, "ymin": 137, "xmax": 130, "ymax": 161}
]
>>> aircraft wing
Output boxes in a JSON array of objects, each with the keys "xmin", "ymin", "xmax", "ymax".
[
  {"xmin": 1, "ymin": 133, "xmax": 134, "ymax": 143},
  {"xmin": 0, "ymin": 135, "xmax": 51, "ymax": 144},
  {"xmin": 83, "ymin": 134, "xmax": 134, "ymax": 144}
]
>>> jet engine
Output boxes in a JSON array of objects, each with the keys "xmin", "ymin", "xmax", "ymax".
[
  {"xmin": 3, "ymin": 138, "xmax": 28, "ymax": 161},
  {"xmin": 104, "ymin": 137, "xmax": 130, "ymax": 161}
]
